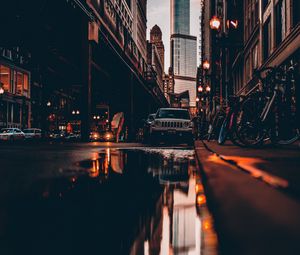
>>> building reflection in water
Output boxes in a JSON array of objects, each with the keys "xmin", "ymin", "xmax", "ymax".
[{"xmin": 130, "ymin": 150, "xmax": 218, "ymax": 255}]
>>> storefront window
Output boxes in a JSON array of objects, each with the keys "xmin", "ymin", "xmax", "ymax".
[{"xmin": 0, "ymin": 65, "xmax": 11, "ymax": 92}]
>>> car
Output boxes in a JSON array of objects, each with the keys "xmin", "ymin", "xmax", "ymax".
[
  {"xmin": 48, "ymin": 131, "xmax": 66, "ymax": 140},
  {"xmin": 0, "ymin": 128, "xmax": 25, "ymax": 141},
  {"xmin": 150, "ymin": 108, "xmax": 194, "ymax": 145},
  {"xmin": 89, "ymin": 130, "xmax": 114, "ymax": 142},
  {"xmin": 102, "ymin": 130, "xmax": 114, "ymax": 142},
  {"xmin": 23, "ymin": 128, "xmax": 42, "ymax": 139},
  {"xmin": 143, "ymin": 113, "xmax": 156, "ymax": 143},
  {"xmin": 90, "ymin": 131, "xmax": 102, "ymax": 141}
]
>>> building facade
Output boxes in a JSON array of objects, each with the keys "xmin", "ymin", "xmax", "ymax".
[
  {"xmin": 0, "ymin": 47, "xmax": 31, "ymax": 129},
  {"xmin": 171, "ymin": 0, "xmax": 190, "ymax": 35},
  {"xmin": 150, "ymin": 25, "xmax": 165, "ymax": 71},
  {"xmin": 200, "ymin": 0, "xmax": 299, "ymax": 119},
  {"xmin": 163, "ymin": 67, "xmax": 175, "ymax": 102},
  {"xmin": 132, "ymin": 0, "xmax": 148, "ymax": 60},
  {"xmin": 170, "ymin": 0, "xmax": 197, "ymax": 108},
  {"xmin": 147, "ymin": 41, "xmax": 164, "ymax": 91}
]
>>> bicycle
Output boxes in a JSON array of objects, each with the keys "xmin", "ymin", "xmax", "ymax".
[{"xmin": 235, "ymin": 62, "xmax": 299, "ymax": 147}]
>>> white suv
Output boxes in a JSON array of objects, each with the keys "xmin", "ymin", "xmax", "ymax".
[{"xmin": 150, "ymin": 108, "xmax": 194, "ymax": 145}]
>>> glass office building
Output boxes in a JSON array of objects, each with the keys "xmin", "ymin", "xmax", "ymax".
[
  {"xmin": 170, "ymin": 0, "xmax": 197, "ymax": 107},
  {"xmin": 171, "ymin": 0, "xmax": 190, "ymax": 35}
]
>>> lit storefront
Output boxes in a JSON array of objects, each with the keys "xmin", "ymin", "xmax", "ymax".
[{"xmin": 0, "ymin": 62, "xmax": 31, "ymax": 129}]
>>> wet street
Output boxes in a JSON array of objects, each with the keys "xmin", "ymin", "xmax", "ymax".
[{"xmin": 0, "ymin": 143, "xmax": 217, "ymax": 255}]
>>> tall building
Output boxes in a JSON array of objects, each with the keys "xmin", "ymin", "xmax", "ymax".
[
  {"xmin": 132, "ymin": 0, "xmax": 147, "ymax": 60},
  {"xmin": 150, "ymin": 25, "xmax": 165, "ymax": 71},
  {"xmin": 170, "ymin": 0, "xmax": 197, "ymax": 107},
  {"xmin": 163, "ymin": 67, "xmax": 175, "ymax": 102},
  {"xmin": 147, "ymin": 41, "xmax": 164, "ymax": 91},
  {"xmin": 171, "ymin": 0, "xmax": 190, "ymax": 35}
]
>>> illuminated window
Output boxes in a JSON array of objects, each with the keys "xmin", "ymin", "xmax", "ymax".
[
  {"xmin": 16, "ymin": 72, "xmax": 23, "ymax": 95},
  {"xmin": 0, "ymin": 65, "xmax": 11, "ymax": 92},
  {"xmin": 23, "ymin": 73, "xmax": 29, "ymax": 97}
]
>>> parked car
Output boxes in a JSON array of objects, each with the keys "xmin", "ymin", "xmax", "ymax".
[
  {"xmin": 23, "ymin": 128, "xmax": 42, "ymax": 139},
  {"xmin": 0, "ymin": 128, "xmax": 25, "ymax": 141},
  {"xmin": 143, "ymin": 113, "xmax": 156, "ymax": 143},
  {"xmin": 150, "ymin": 108, "xmax": 194, "ymax": 145}
]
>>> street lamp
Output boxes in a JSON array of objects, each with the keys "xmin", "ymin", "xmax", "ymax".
[
  {"xmin": 202, "ymin": 60, "xmax": 210, "ymax": 70},
  {"xmin": 206, "ymin": 86, "xmax": 211, "ymax": 92},
  {"xmin": 210, "ymin": 16, "xmax": 221, "ymax": 30},
  {"xmin": 196, "ymin": 97, "xmax": 200, "ymax": 102},
  {"xmin": 198, "ymin": 86, "xmax": 203, "ymax": 92}
]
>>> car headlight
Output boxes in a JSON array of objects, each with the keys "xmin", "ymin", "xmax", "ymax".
[{"xmin": 154, "ymin": 120, "xmax": 161, "ymax": 127}]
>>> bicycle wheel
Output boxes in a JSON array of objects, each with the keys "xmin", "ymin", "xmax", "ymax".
[
  {"xmin": 235, "ymin": 97, "xmax": 265, "ymax": 147},
  {"xmin": 218, "ymin": 117, "xmax": 229, "ymax": 145}
]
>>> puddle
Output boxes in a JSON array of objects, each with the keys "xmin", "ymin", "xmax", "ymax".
[{"xmin": 0, "ymin": 148, "xmax": 218, "ymax": 255}]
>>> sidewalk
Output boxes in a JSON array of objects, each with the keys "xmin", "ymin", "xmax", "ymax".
[{"xmin": 194, "ymin": 140, "xmax": 300, "ymax": 255}]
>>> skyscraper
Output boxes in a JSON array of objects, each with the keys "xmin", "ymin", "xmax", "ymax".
[
  {"xmin": 171, "ymin": 0, "xmax": 190, "ymax": 35},
  {"xmin": 170, "ymin": 0, "xmax": 197, "ymax": 107},
  {"xmin": 150, "ymin": 25, "xmax": 165, "ymax": 71}
]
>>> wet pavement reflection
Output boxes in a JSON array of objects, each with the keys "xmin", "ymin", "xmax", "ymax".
[{"xmin": 0, "ymin": 147, "xmax": 218, "ymax": 255}]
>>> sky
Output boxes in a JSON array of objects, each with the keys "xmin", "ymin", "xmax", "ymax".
[{"xmin": 147, "ymin": 0, "xmax": 201, "ymax": 72}]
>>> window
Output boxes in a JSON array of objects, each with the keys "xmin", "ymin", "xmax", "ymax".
[
  {"xmin": 275, "ymin": 0, "xmax": 287, "ymax": 47},
  {"xmin": 23, "ymin": 73, "xmax": 29, "ymax": 97},
  {"xmin": 263, "ymin": 18, "xmax": 271, "ymax": 60},
  {"xmin": 0, "ymin": 65, "xmax": 11, "ymax": 92},
  {"xmin": 245, "ymin": 54, "xmax": 251, "ymax": 82},
  {"xmin": 292, "ymin": 0, "xmax": 299, "ymax": 27},
  {"xmin": 252, "ymin": 43, "xmax": 259, "ymax": 70},
  {"xmin": 16, "ymin": 72, "xmax": 23, "ymax": 95}
]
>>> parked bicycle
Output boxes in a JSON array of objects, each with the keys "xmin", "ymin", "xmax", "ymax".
[{"xmin": 234, "ymin": 61, "xmax": 299, "ymax": 147}]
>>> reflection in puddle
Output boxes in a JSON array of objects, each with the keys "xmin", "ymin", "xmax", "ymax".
[{"xmin": 0, "ymin": 149, "xmax": 218, "ymax": 255}]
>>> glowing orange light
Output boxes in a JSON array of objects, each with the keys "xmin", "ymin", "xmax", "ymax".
[
  {"xmin": 198, "ymin": 86, "xmax": 203, "ymax": 92},
  {"xmin": 203, "ymin": 220, "xmax": 211, "ymax": 230},
  {"xmin": 206, "ymin": 86, "xmax": 211, "ymax": 92},
  {"xmin": 195, "ymin": 183, "xmax": 204, "ymax": 193},
  {"xmin": 203, "ymin": 60, "xmax": 210, "ymax": 70},
  {"xmin": 196, "ymin": 97, "xmax": 200, "ymax": 102},
  {"xmin": 210, "ymin": 16, "xmax": 221, "ymax": 30},
  {"xmin": 197, "ymin": 194, "xmax": 207, "ymax": 206}
]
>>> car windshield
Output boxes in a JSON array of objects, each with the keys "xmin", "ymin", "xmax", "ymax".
[
  {"xmin": 23, "ymin": 130, "xmax": 33, "ymax": 133},
  {"xmin": 156, "ymin": 109, "xmax": 190, "ymax": 120},
  {"xmin": 0, "ymin": 129, "xmax": 13, "ymax": 134}
]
